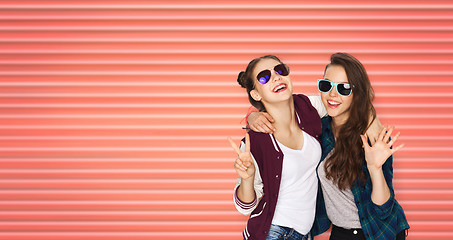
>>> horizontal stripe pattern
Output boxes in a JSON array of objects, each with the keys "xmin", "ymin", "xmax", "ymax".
[{"xmin": 0, "ymin": 1, "xmax": 452, "ymax": 240}]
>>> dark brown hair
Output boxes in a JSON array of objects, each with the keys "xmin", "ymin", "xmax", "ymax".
[
  {"xmin": 324, "ymin": 52, "xmax": 377, "ymax": 189},
  {"xmin": 237, "ymin": 55, "xmax": 283, "ymax": 112}
]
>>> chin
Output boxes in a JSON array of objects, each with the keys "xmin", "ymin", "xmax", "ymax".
[
  {"xmin": 326, "ymin": 109, "xmax": 341, "ymax": 118},
  {"xmin": 281, "ymin": 91, "xmax": 293, "ymax": 100}
]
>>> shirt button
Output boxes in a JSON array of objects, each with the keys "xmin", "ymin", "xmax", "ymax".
[
  {"xmin": 353, "ymin": 230, "xmax": 358, "ymax": 235},
  {"xmin": 276, "ymin": 174, "xmax": 279, "ymax": 179},
  {"xmin": 316, "ymin": 135, "xmax": 319, "ymax": 137},
  {"xmin": 277, "ymin": 156, "xmax": 280, "ymax": 159}
]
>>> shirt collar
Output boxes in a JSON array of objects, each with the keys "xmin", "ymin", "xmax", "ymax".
[{"xmin": 322, "ymin": 116, "xmax": 333, "ymax": 133}]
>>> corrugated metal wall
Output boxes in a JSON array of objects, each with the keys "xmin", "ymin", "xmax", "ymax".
[{"xmin": 0, "ymin": 1, "xmax": 452, "ymax": 239}]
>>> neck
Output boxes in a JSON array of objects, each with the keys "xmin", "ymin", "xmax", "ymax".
[
  {"xmin": 331, "ymin": 116, "xmax": 348, "ymax": 138},
  {"xmin": 264, "ymin": 97, "xmax": 298, "ymax": 134}
]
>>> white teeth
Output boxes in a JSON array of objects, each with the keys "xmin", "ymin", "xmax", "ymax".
[
  {"xmin": 274, "ymin": 84, "xmax": 286, "ymax": 92},
  {"xmin": 328, "ymin": 100, "xmax": 340, "ymax": 105}
]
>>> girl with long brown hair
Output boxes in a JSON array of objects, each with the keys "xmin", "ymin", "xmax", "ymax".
[
  {"xmin": 248, "ymin": 53, "xmax": 409, "ymax": 240},
  {"xmin": 317, "ymin": 53, "xmax": 409, "ymax": 239}
]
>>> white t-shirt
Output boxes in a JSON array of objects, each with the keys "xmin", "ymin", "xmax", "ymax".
[{"xmin": 271, "ymin": 131, "xmax": 322, "ymax": 235}]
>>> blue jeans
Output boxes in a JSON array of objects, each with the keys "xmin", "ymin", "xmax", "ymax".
[{"xmin": 265, "ymin": 224, "xmax": 309, "ymax": 240}]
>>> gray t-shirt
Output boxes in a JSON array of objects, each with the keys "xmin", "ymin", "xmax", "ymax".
[{"xmin": 317, "ymin": 152, "xmax": 362, "ymax": 229}]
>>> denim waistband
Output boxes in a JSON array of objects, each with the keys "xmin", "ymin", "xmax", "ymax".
[{"xmin": 266, "ymin": 224, "xmax": 309, "ymax": 240}]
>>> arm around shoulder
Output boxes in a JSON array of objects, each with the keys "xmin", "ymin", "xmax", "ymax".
[{"xmin": 308, "ymin": 95, "xmax": 328, "ymax": 118}]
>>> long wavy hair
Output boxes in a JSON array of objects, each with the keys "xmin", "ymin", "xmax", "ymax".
[{"xmin": 324, "ymin": 53, "xmax": 377, "ymax": 190}]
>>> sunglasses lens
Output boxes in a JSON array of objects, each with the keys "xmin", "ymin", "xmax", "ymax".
[
  {"xmin": 338, "ymin": 83, "xmax": 352, "ymax": 96},
  {"xmin": 274, "ymin": 64, "xmax": 289, "ymax": 76},
  {"xmin": 257, "ymin": 70, "xmax": 271, "ymax": 84},
  {"xmin": 318, "ymin": 80, "xmax": 332, "ymax": 92}
]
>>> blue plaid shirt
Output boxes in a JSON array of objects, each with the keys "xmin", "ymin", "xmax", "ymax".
[{"xmin": 320, "ymin": 116, "xmax": 410, "ymax": 240}]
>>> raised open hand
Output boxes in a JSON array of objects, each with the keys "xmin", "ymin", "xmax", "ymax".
[
  {"xmin": 361, "ymin": 126, "xmax": 404, "ymax": 170},
  {"xmin": 228, "ymin": 133, "xmax": 256, "ymax": 180}
]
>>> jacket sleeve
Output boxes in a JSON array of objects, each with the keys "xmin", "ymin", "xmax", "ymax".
[
  {"xmin": 308, "ymin": 95, "xmax": 328, "ymax": 118},
  {"xmin": 370, "ymin": 155, "xmax": 396, "ymax": 220},
  {"xmin": 233, "ymin": 141, "xmax": 264, "ymax": 215}
]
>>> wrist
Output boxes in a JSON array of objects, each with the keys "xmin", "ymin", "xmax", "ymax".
[
  {"xmin": 241, "ymin": 174, "xmax": 255, "ymax": 183},
  {"xmin": 243, "ymin": 107, "xmax": 258, "ymax": 125},
  {"xmin": 367, "ymin": 164, "xmax": 383, "ymax": 176}
]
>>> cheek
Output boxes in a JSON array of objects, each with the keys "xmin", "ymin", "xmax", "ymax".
[
  {"xmin": 253, "ymin": 84, "xmax": 271, "ymax": 99},
  {"xmin": 342, "ymin": 96, "xmax": 353, "ymax": 108},
  {"xmin": 254, "ymin": 82, "xmax": 265, "ymax": 93},
  {"xmin": 346, "ymin": 93, "xmax": 354, "ymax": 101}
]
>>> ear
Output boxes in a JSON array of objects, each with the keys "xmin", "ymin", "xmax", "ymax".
[{"xmin": 250, "ymin": 89, "xmax": 262, "ymax": 101}]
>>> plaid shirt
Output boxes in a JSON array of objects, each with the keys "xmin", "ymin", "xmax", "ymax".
[{"xmin": 320, "ymin": 116, "xmax": 410, "ymax": 240}]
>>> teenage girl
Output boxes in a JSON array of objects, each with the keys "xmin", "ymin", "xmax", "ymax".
[
  {"xmin": 248, "ymin": 53, "xmax": 409, "ymax": 240},
  {"xmin": 229, "ymin": 55, "xmax": 330, "ymax": 240}
]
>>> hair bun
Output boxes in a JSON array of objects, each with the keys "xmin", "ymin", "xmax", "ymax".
[{"xmin": 237, "ymin": 71, "xmax": 246, "ymax": 88}]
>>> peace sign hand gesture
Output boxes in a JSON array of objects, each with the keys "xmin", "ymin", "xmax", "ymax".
[
  {"xmin": 361, "ymin": 126, "xmax": 404, "ymax": 171},
  {"xmin": 228, "ymin": 133, "xmax": 256, "ymax": 180}
]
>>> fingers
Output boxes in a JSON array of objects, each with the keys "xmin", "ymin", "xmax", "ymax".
[
  {"xmin": 377, "ymin": 125, "xmax": 387, "ymax": 141},
  {"xmin": 384, "ymin": 126, "xmax": 394, "ymax": 143},
  {"xmin": 369, "ymin": 135, "xmax": 377, "ymax": 145},
  {"xmin": 248, "ymin": 123, "xmax": 260, "ymax": 132},
  {"xmin": 261, "ymin": 113, "xmax": 276, "ymax": 132},
  {"xmin": 375, "ymin": 125, "xmax": 404, "ymax": 154},
  {"xmin": 234, "ymin": 157, "xmax": 248, "ymax": 171},
  {"xmin": 228, "ymin": 133, "xmax": 251, "ymax": 154},
  {"xmin": 245, "ymin": 133, "xmax": 250, "ymax": 153},
  {"xmin": 262, "ymin": 121, "xmax": 276, "ymax": 133},
  {"xmin": 263, "ymin": 112, "xmax": 275, "ymax": 123},
  {"xmin": 251, "ymin": 114, "xmax": 275, "ymax": 133},
  {"xmin": 251, "ymin": 122, "xmax": 273, "ymax": 133},
  {"xmin": 228, "ymin": 136, "xmax": 242, "ymax": 155},
  {"xmin": 234, "ymin": 153, "xmax": 254, "ymax": 172},
  {"xmin": 387, "ymin": 131, "xmax": 400, "ymax": 146},
  {"xmin": 391, "ymin": 143, "xmax": 405, "ymax": 154},
  {"xmin": 254, "ymin": 124, "xmax": 271, "ymax": 134},
  {"xmin": 360, "ymin": 134, "xmax": 370, "ymax": 151}
]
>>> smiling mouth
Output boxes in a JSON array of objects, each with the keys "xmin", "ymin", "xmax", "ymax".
[
  {"xmin": 273, "ymin": 83, "xmax": 287, "ymax": 93},
  {"xmin": 328, "ymin": 100, "xmax": 340, "ymax": 106}
]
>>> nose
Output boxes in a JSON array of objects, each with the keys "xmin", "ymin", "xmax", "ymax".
[
  {"xmin": 329, "ymin": 85, "xmax": 338, "ymax": 97},
  {"xmin": 271, "ymin": 70, "xmax": 282, "ymax": 82}
]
